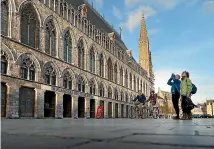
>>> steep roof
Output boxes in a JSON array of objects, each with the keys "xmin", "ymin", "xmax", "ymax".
[{"xmin": 66, "ymin": 0, "xmax": 127, "ymax": 49}]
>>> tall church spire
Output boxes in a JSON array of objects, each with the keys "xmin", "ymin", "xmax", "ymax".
[{"xmin": 138, "ymin": 13, "xmax": 149, "ymax": 73}]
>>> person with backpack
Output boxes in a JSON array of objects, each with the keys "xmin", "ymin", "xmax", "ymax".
[
  {"xmin": 180, "ymin": 71, "xmax": 195, "ymax": 120},
  {"xmin": 167, "ymin": 73, "xmax": 181, "ymax": 119},
  {"xmin": 133, "ymin": 91, "xmax": 147, "ymax": 118}
]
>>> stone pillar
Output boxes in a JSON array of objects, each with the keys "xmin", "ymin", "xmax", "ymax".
[
  {"xmin": 36, "ymin": 88, "xmax": 45, "ymax": 118},
  {"xmin": 7, "ymin": 83, "xmax": 19, "ymax": 118},
  {"xmin": 112, "ymin": 102, "xmax": 115, "ymax": 118},
  {"xmin": 40, "ymin": 27, "xmax": 45, "ymax": 52},
  {"xmin": 12, "ymin": 12, "xmax": 20, "ymax": 42},
  {"xmin": 118, "ymin": 104, "xmax": 121, "ymax": 118},
  {"xmin": 56, "ymin": 92, "xmax": 63, "ymax": 118},
  {"xmin": 72, "ymin": 95, "xmax": 78, "ymax": 118},
  {"xmin": 85, "ymin": 97, "xmax": 90, "ymax": 118},
  {"xmin": 95, "ymin": 98, "xmax": 100, "ymax": 118},
  {"xmin": 104, "ymin": 100, "xmax": 108, "ymax": 118}
]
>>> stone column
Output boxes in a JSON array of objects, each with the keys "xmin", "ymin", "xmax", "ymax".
[
  {"xmin": 12, "ymin": 12, "xmax": 20, "ymax": 42},
  {"xmin": 39, "ymin": 27, "xmax": 45, "ymax": 52},
  {"xmin": 6, "ymin": 83, "xmax": 20, "ymax": 118},
  {"xmin": 104, "ymin": 100, "xmax": 108, "ymax": 118},
  {"xmin": 112, "ymin": 102, "xmax": 115, "ymax": 118},
  {"xmin": 118, "ymin": 104, "xmax": 121, "ymax": 118},
  {"xmin": 55, "ymin": 92, "xmax": 63, "ymax": 118},
  {"xmin": 85, "ymin": 97, "xmax": 90, "ymax": 118},
  {"xmin": 72, "ymin": 95, "xmax": 78, "ymax": 118},
  {"xmin": 36, "ymin": 88, "xmax": 45, "ymax": 118}
]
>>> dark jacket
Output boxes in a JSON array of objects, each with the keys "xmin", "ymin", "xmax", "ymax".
[
  {"xmin": 133, "ymin": 94, "xmax": 146, "ymax": 103},
  {"xmin": 167, "ymin": 74, "xmax": 181, "ymax": 94}
]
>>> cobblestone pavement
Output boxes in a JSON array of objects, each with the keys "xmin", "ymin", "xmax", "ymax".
[{"xmin": 1, "ymin": 118, "xmax": 214, "ymax": 149}]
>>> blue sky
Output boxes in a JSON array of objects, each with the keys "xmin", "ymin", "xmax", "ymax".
[{"xmin": 87, "ymin": 0, "xmax": 214, "ymax": 103}]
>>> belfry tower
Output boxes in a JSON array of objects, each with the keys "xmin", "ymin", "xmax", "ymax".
[{"xmin": 138, "ymin": 14, "xmax": 155, "ymax": 89}]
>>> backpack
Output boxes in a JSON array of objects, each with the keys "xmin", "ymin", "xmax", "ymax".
[{"xmin": 191, "ymin": 84, "xmax": 197, "ymax": 94}]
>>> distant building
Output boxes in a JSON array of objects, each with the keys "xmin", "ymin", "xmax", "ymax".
[
  {"xmin": 206, "ymin": 100, "xmax": 214, "ymax": 116},
  {"xmin": 192, "ymin": 103, "xmax": 206, "ymax": 115}
]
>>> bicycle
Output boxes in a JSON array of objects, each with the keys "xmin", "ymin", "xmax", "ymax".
[{"xmin": 133, "ymin": 101, "xmax": 148, "ymax": 119}]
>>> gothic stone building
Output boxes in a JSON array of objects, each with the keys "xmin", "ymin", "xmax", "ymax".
[{"xmin": 1, "ymin": 0, "xmax": 154, "ymax": 118}]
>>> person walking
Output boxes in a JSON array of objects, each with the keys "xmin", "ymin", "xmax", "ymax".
[
  {"xmin": 180, "ymin": 71, "xmax": 193, "ymax": 120},
  {"xmin": 167, "ymin": 73, "xmax": 181, "ymax": 119}
]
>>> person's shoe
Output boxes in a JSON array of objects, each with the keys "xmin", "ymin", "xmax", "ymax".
[
  {"xmin": 180, "ymin": 113, "xmax": 187, "ymax": 120},
  {"xmin": 173, "ymin": 116, "xmax": 180, "ymax": 120},
  {"xmin": 187, "ymin": 113, "xmax": 192, "ymax": 120}
]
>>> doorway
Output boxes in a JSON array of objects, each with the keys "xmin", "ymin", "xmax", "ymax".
[
  {"xmin": 44, "ymin": 91, "xmax": 55, "ymax": 117},
  {"xmin": 115, "ymin": 103, "xmax": 118, "ymax": 118},
  {"xmin": 19, "ymin": 87, "xmax": 35, "ymax": 117},
  {"xmin": 90, "ymin": 99, "xmax": 95, "ymax": 118},
  {"xmin": 1, "ymin": 83, "xmax": 7, "ymax": 117},
  {"xmin": 63, "ymin": 94, "xmax": 72, "ymax": 118},
  {"xmin": 121, "ymin": 104, "xmax": 124, "ymax": 118},
  {"xmin": 78, "ymin": 97, "xmax": 85, "ymax": 118},
  {"xmin": 108, "ymin": 102, "xmax": 112, "ymax": 118},
  {"xmin": 100, "ymin": 100, "xmax": 104, "ymax": 118},
  {"xmin": 126, "ymin": 105, "xmax": 129, "ymax": 118}
]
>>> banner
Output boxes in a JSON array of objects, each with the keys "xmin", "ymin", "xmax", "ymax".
[{"xmin": 96, "ymin": 106, "xmax": 103, "ymax": 118}]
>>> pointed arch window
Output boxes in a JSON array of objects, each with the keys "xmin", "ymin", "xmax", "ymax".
[
  {"xmin": 63, "ymin": 31, "xmax": 72, "ymax": 63},
  {"xmin": 60, "ymin": 2, "xmax": 63, "ymax": 16},
  {"xmin": 78, "ymin": 76, "xmax": 85, "ymax": 92},
  {"xmin": 20, "ymin": 55, "xmax": 35, "ymax": 81},
  {"xmin": 129, "ymin": 73, "xmax": 132, "ymax": 90},
  {"xmin": 44, "ymin": 63, "xmax": 56, "ymax": 85},
  {"xmin": 45, "ymin": 20, "xmax": 56, "ymax": 56},
  {"xmin": 120, "ymin": 67, "xmax": 123, "ymax": 85},
  {"xmin": 121, "ymin": 91, "xmax": 124, "ymax": 101},
  {"xmin": 20, "ymin": 3, "xmax": 40, "ymax": 48},
  {"xmin": 133, "ymin": 76, "xmax": 136, "ymax": 91},
  {"xmin": 1, "ymin": 53, "xmax": 8, "ymax": 74},
  {"xmin": 99, "ymin": 83, "xmax": 105, "ymax": 97},
  {"xmin": 1, "ymin": 1, "xmax": 9, "ymax": 36},
  {"xmin": 125, "ymin": 93, "xmax": 128, "ymax": 102},
  {"xmin": 90, "ymin": 47, "xmax": 95, "ymax": 73},
  {"xmin": 114, "ymin": 63, "xmax": 117, "ymax": 83},
  {"xmin": 77, "ymin": 39, "xmax": 85, "ymax": 69},
  {"xmin": 125, "ymin": 70, "xmax": 128, "ymax": 87},
  {"xmin": 143, "ymin": 82, "xmax": 146, "ymax": 94},
  {"xmin": 108, "ymin": 87, "xmax": 112, "ymax": 99},
  {"xmin": 89, "ymin": 80, "xmax": 96, "ymax": 95},
  {"xmin": 137, "ymin": 78, "xmax": 139, "ymax": 92},
  {"xmin": 63, "ymin": 71, "xmax": 72, "ymax": 89},
  {"xmin": 140, "ymin": 80, "xmax": 142, "ymax": 92},
  {"xmin": 99, "ymin": 53, "xmax": 104, "ymax": 77},
  {"xmin": 107, "ymin": 58, "xmax": 113, "ymax": 81},
  {"xmin": 114, "ymin": 89, "xmax": 118, "ymax": 100},
  {"xmin": 55, "ymin": 0, "xmax": 59, "ymax": 13}
]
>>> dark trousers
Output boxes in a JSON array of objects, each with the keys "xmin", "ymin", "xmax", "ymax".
[
  {"xmin": 181, "ymin": 96, "xmax": 191, "ymax": 114},
  {"xmin": 172, "ymin": 93, "xmax": 180, "ymax": 117}
]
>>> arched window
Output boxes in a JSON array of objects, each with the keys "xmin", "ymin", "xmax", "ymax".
[
  {"xmin": 99, "ymin": 83, "xmax": 104, "ymax": 97},
  {"xmin": 107, "ymin": 58, "xmax": 113, "ymax": 81},
  {"xmin": 45, "ymin": 20, "xmax": 56, "ymax": 56},
  {"xmin": 140, "ymin": 80, "xmax": 142, "ymax": 92},
  {"xmin": 114, "ymin": 63, "xmax": 117, "ymax": 83},
  {"xmin": 125, "ymin": 93, "xmax": 128, "ymax": 102},
  {"xmin": 77, "ymin": 76, "xmax": 85, "ymax": 92},
  {"xmin": 108, "ymin": 87, "xmax": 112, "ymax": 99},
  {"xmin": 77, "ymin": 39, "xmax": 85, "ymax": 69},
  {"xmin": 120, "ymin": 91, "xmax": 124, "ymax": 101},
  {"xmin": 60, "ymin": 2, "xmax": 63, "ymax": 16},
  {"xmin": 63, "ymin": 71, "xmax": 72, "ymax": 89},
  {"xmin": 1, "ymin": 0, "xmax": 9, "ymax": 36},
  {"xmin": 20, "ymin": 3, "xmax": 39, "ymax": 48},
  {"xmin": 120, "ymin": 67, "xmax": 123, "ymax": 85},
  {"xmin": 44, "ymin": 62, "xmax": 56, "ymax": 85},
  {"xmin": 143, "ymin": 82, "xmax": 146, "ymax": 94},
  {"xmin": 90, "ymin": 47, "xmax": 95, "ymax": 73},
  {"xmin": 99, "ymin": 53, "xmax": 104, "ymax": 77},
  {"xmin": 89, "ymin": 80, "xmax": 96, "ymax": 95},
  {"xmin": 20, "ymin": 54, "xmax": 35, "ymax": 81},
  {"xmin": 1, "ymin": 53, "xmax": 8, "ymax": 74},
  {"xmin": 114, "ymin": 89, "xmax": 118, "ymax": 100},
  {"xmin": 133, "ymin": 76, "xmax": 136, "ymax": 91},
  {"xmin": 137, "ymin": 78, "xmax": 139, "ymax": 92},
  {"xmin": 63, "ymin": 31, "xmax": 72, "ymax": 63},
  {"xmin": 125, "ymin": 70, "xmax": 128, "ymax": 87},
  {"xmin": 129, "ymin": 73, "xmax": 132, "ymax": 90},
  {"xmin": 55, "ymin": 0, "xmax": 59, "ymax": 13}
]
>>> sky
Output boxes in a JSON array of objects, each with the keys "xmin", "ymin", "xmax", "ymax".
[{"xmin": 87, "ymin": 0, "xmax": 214, "ymax": 104}]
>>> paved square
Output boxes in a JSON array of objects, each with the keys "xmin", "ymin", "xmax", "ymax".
[{"xmin": 1, "ymin": 118, "xmax": 214, "ymax": 149}]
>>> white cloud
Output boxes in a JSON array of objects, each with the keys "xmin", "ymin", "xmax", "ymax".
[
  {"xmin": 202, "ymin": 0, "xmax": 214, "ymax": 13},
  {"xmin": 121, "ymin": 5, "xmax": 156, "ymax": 32},
  {"xmin": 148, "ymin": 28, "xmax": 159, "ymax": 35},
  {"xmin": 155, "ymin": 0, "xmax": 178, "ymax": 9},
  {"xmin": 94, "ymin": 0, "xmax": 103, "ymax": 8},
  {"xmin": 155, "ymin": 68, "xmax": 214, "ymax": 104},
  {"xmin": 124, "ymin": 0, "xmax": 142, "ymax": 7},
  {"xmin": 112, "ymin": 6, "xmax": 122, "ymax": 20}
]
